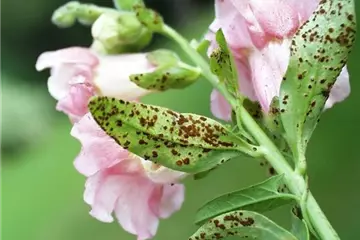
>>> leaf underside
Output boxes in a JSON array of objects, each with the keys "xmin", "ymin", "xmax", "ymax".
[
  {"xmin": 190, "ymin": 210, "xmax": 297, "ymax": 240},
  {"xmin": 195, "ymin": 175, "xmax": 298, "ymax": 225}
]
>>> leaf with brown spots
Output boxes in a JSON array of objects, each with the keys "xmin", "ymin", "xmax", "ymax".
[
  {"xmin": 89, "ymin": 96, "xmax": 256, "ymax": 173},
  {"xmin": 113, "ymin": 0, "xmax": 144, "ymax": 11},
  {"xmin": 130, "ymin": 49, "xmax": 200, "ymax": 91},
  {"xmin": 240, "ymin": 98, "xmax": 292, "ymax": 162},
  {"xmin": 279, "ymin": 0, "xmax": 356, "ymax": 160},
  {"xmin": 195, "ymin": 175, "xmax": 298, "ymax": 225},
  {"xmin": 210, "ymin": 30, "xmax": 240, "ymax": 99},
  {"xmin": 190, "ymin": 210, "xmax": 298, "ymax": 240},
  {"xmin": 133, "ymin": 4, "xmax": 164, "ymax": 32}
]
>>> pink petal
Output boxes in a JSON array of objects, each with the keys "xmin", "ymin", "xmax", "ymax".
[
  {"xmin": 113, "ymin": 174, "xmax": 160, "ymax": 240},
  {"xmin": 289, "ymin": 0, "xmax": 320, "ymax": 23},
  {"xmin": 211, "ymin": 90, "xmax": 232, "ymax": 121},
  {"xmin": 84, "ymin": 170, "xmax": 121, "ymax": 222},
  {"xmin": 56, "ymin": 83, "xmax": 95, "ymax": 122},
  {"xmin": 71, "ymin": 113, "xmax": 129, "ymax": 176},
  {"xmin": 84, "ymin": 159, "xmax": 145, "ymax": 223},
  {"xmin": 35, "ymin": 47, "xmax": 99, "ymax": 71},
  {"xmin": 148, "ymin": 184, "xmax": 184, "ymax": 219},
  {"xmin": 158, "ymin": 184, "xmax": 185, "ymax": 218},
  {"xmin": 235, "ymin": 58, "xmax": 257, "ymax": 100},
  {"xmin": 47, "ymin": 63, "xmax": 94, "ymax": 100},
  {"xmin": 213, "ymin": 0, "xmax": 254, "ymax": 50},
  {"xmin": 325, "ymin": 66, "xmax": 350, "ymax": 109},
  {"xmin": 140, "ymin": 160, "xmax": 187, "ymax": 184},
  {"xmin": 247, "ymin": 0, "xmax": 300, "ymax": 39},
  {"xmin": 94, "ymin": 53, "xmax": 155, "ymax": 100},
  {"xmin": 248, "ymin": 40, "xmax": 290, "ymax": 111}
]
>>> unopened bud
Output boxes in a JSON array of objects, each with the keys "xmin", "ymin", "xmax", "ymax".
[
  {"xmin": 91, "ymin": 12, "xmax": 152, "ymax": 54},
  {"xmin": 51, "ymin": 1, "xmax": 111, "ymax": 28}
]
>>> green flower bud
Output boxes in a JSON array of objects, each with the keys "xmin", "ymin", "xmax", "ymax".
[
  {"xmin": 91, "ymin": 12, "xmax": 152, "ymax": 54},
  {"xmin": 51, "ymin": 1, "xmax": 113, "ymax": 28}
]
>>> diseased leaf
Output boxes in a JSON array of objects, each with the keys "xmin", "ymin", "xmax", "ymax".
[
  {"xmin": 113, "ymin": 0, "xmax": 144, "ymax": 11},
  {"xmin": 279, "ymin": 0, "xmax": 356, "ymax": 158},
  {"xmin": 195, "ymin": 175, "xmax": 298, "ymax": 224},
  {"xmin": 241, "ymin": 98, "xmax": 292, "ymax": 162},
  {"xmin": 133, "ymin": 4, "xmax": 164, "ymax": 32},
  {"xmin": 190, "ymin": 210, "xmax": 297, "ymax": 240},
  {"xmin": 291, "ymin": 206, "xmax": 310, "ymax": 240},
  {"xmin": 130, "ymin": 49, "xmax": 200, "ymax": 91},
  {"xmin": 210, "ymin": 30, "xmax": 239, "ymax": 98},
  {"xmin": 89, "ymin": 96, "xmax": 257, "ymax": 173}
]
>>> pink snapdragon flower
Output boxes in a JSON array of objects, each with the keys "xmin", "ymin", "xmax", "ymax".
[
  {"xmin": 36, "ymin": 47, "xmax": 186, "ymax": 239},
  {"xmin": 208, "ymin": 0, "xmax": 351, "ymax": 120},
  {"xmin": 36, "ymin": 47, "xmax": 153, "ymax": 122},
  {"xmin": 71, "ymin": 113, "xmax": 186, "ymax": 240}
]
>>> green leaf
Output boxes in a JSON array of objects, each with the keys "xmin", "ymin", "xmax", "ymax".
[
  {"xmin": 194, "ymin": 39, "xmax": 211, "ymax": 57},
  {"xmin": 195, "ymin": 175, "xmax": 298, "ymax": 224},
  {"xmin": 133, "ymin": 5, "xmax": 164, "ymax": 32},
  {"xmin": 190, "ymin": 210, "xmax": 298, "ymax": 240},
  {"xmin": 210, "ymin": 30, "xmax": 239, "ymax": 98},
  {"xmin": 89, "ymin": 96, "xmax": 257, "ymax": 173},
  {"xmin": 130, "ymin": 50, "xmax": 201, "ymax": 91},
  {"xmin": 279, "ymin": 0, "xmax": 356, "ymax": 158},
  {"xmin": 291, "ymin": 207, "xmax": 310, "ymax": 240}
]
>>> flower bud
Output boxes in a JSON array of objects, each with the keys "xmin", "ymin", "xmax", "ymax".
[
  {"xmin": 91, "ymin": 12, "xmax": 152, "ymax": 54},
  {"xmin": 51, "ymin": 1, "xmax": 107, "ymax": 28}
]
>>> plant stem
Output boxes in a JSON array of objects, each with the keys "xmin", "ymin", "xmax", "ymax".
[
  {"xmin": 240, "ymin": 107, "xmax": 339, "ymax": 240},
  {"xmin": 162, "ymin": 24, "xmax": 340, "ymax": 240}
]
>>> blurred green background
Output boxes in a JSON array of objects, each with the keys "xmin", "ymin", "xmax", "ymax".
[{"xmin": 2, "ymin": 1, "xmax": 360, "ymax": 239}]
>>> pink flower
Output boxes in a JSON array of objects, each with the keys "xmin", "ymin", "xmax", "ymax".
[
  {"xmin": 71, "ymin": 113, "xmax": 186, "ymax": 240},
  {"xmin": 36, "ymin": 47, "xmax": 154, "ymax": 122},
  {"xmin": 208, "ymin": 0, "xmax": 351, "ymax": 120}
]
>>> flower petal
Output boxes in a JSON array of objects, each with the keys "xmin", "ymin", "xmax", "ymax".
[
  {"xmin": 94, "ymin": 53, "xmax": 155, "ymax": 100},
  {"xmin": 214, "ymin": 0, "xmax": 254, "ymax": 50},
  {"xmin": 325, "ymin": 66, "xmax": 350, "ymax": 109},
  {"xmin": 71, "ymin": 113, "xmax": 129, "ymax": 176},
  {"xmin": 289, "ymin": 0, "xmax": 319, "ymax": 23},
  {"xmin": 47, "ymin": 63, "xmax": 93, "ymax": 100},
  {"xmin": 56, "ymin": 84, "xmax": 94, "ymax": 122},
  {"xmin": 84, "ymin": 171, "xmax": 120, "ymax": 222},
  {"xmin": 141, "ymin": 159, "xmax": 187, "ymax": 184},
  {"xmin": 210, "ymin": 90, "xmax": 232, "ymax": 121},
  {"xmin": 35, "ymin": 47, "xmax": 98, "ymax": 71},
  {"xmin": 248, "ymin": 40, "xmax": 290, "ymax": 111},
  {"xmin": 113, "ymin": 174, "xmax": 160, "ymax": 240},
  {"xmin": 158, "ymin": 184, "xmax": 185, "ymax": 219},
  {"xmin": 247, "ymin": 0, "xmax": 300, "ymax": 39}
]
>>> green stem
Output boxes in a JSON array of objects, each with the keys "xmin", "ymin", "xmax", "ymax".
[
  {"xmin": 240, "ymin": 107, "xmax": 339, "ymax": 240},
  {"xmin": 161, "ymin": 25, "xmax": 236, "ymax": 108},
  {"xmin": 162, "ymin": 24, "xmax": 340, "ymax": 240}
]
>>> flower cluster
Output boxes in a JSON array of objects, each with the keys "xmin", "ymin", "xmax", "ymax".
[
  {"xmin": 36, "ymin": 47, "xmax": 185, "ymax": 239},
  {"xmin": 208, "ymin": 0, "xmax": 350, "ymax": 120}
]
